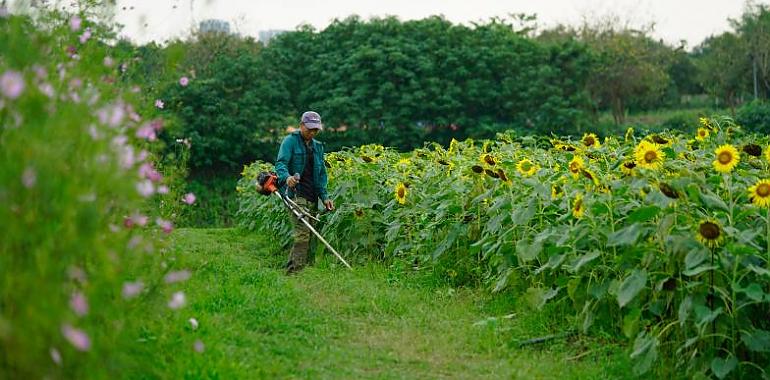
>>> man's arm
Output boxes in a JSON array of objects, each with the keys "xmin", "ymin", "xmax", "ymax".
[
  {"xmin": 275, "ymin": 136, "xmax": 292, "ymax": 185},
  {"xmin": 317, "ymin": 143, "xmax": 329, "ymax": 201}
]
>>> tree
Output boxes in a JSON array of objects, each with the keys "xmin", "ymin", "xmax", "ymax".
[
  {"xmin": 732, "ymin": 2, "xmax": 770, "ymax": 99},
  {"xmin": 693, "ymin": 32, "xmax": 751, "ymax": 112},
  {"xmin": 581, "ymin": 28, "xmax": 671, "ymax": 124}
]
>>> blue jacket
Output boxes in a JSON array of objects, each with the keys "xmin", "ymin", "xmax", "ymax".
[{"xmin": 275, "ymin": 131, "xmax": 329, "ymax": 201}]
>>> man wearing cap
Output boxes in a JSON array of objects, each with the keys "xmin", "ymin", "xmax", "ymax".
[{"xmin": 275, "ymin": 111, "xmax": 334, "ymax": 274}]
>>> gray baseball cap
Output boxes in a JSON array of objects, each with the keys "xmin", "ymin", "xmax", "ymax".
[{"xmin": 301, "ymin": 111, "xmax": 323, "ymax": 130}]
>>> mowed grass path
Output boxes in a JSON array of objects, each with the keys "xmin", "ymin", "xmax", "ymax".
[{"xmin": 144, "ymin": 228, "xmax": 631, "ymax": 379}]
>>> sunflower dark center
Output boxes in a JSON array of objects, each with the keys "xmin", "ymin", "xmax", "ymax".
[
  {"xmin": 624, "ymin": 162, "xmax": 636, "ymax": 169},
  {"xmin": 574, "ymin": 199, "xmax": 583, "ymax": 211},
  {"xmin": 699, "ymin": 222, "xmax": 721, "ymax": 240},
  {"xmin": 644, "ymin": 151, "xmax": 657, "ymax": 162},
  {"xmin": 569, "ymin": 162, "xmax": 580, "ymax": 173},
  {"xmin": 584, "ymin": 137, "xmax": 595, "ymax": 146},
  {"xmin": 757, "ymin": 184, "xmax": 770, "ymax": 197},
  {"xmin": 472, "ymin": 165, "xmax": 484, "ymax": 173},
  {"xmin": 698, "ymin": 130, "xmax": 706, "ymax": 137},
  {"xmin": 484, "ymin": 155, "xmax": 496, "ymax": 165},
  {"xmin": 397, "ymin": 187, "xmax": 405, "ymax": 198},
  {"xmin": 718, "ymin": 151, "xmax": 732, "ymax": 164}
]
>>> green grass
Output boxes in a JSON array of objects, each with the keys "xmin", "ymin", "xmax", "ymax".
[{"xmin": 128, "ymin": 228, "xmax": 633, "ymax": 379}]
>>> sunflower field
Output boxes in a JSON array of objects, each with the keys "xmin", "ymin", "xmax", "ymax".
[{"xmin": 239, "ymin": 116, "xmax": 770, "ymax": 378}]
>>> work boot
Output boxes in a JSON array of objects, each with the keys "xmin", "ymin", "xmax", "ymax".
[{"xmin": 286, "ymin": 242, "xmax": 309, "ymax": 275}]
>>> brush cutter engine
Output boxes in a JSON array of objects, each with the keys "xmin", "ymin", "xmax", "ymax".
[{"xmin": 256, "ymin": 171, "xmax": 279, "ymax": 195}]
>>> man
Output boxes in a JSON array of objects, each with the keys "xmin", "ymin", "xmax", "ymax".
[{"xmin": 275, "ymin": 111, "xmax": 334, "ymax": 274}]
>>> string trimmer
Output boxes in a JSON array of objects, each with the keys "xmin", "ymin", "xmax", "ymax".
[{"xmin": 256, "ymin": 171, "xmax": 352, "ymax": 270}]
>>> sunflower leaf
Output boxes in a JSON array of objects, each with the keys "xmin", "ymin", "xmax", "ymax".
[
  {"xmin": 627, "ymin": 205, "xmax": 660, "ymax": 223},
  {"xmin": 699, "ymin": 189, "xmax": 729, "ymax": 211},
  {"xmin": 711, "ymin": 355, "xmax": 737, "ymax": 379},
  {"xmin": 607, "ymin": 223, "xmax": 643, "ymax": 247},
  {"xmin": 617, "ymin": 269, "xmax": 647, "ymax": 308},
  {"xmin": 741, "ymin": 329, "xmax": 770, "ymax": 352},
  {"xmin": 683, "ymin": 265, "xmax": 717, "ymax": 276}
]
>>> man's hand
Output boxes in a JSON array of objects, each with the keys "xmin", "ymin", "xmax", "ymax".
[
  {"xmin": 286, "ymin": 176, "xmax": 298, "ymax": 188},
  {"xmin": 323, "ymin": 199, "xmax": 334, "ymax": 211}
]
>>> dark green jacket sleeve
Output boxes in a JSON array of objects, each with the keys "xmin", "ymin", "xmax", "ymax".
[
  {"xmin": 275, "ymin": 135, "xmax": 293, "ymax": 185},
  {"xmin": 317, "ymin": 142, "xmax": 329, "ymax": 201}
]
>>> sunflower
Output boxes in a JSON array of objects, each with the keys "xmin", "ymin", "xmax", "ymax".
[
  {"xmin": 516, "ymin": 159, "xmax": 538, "ymax": 177},
  {"xmin": 649, "ymin": 135, "xmax": 670, "ymax": 146},
  {"xmin": 496, "ymin": 168, "xmax": 510, "ymax": 182},
  {"xmin": 361, "ymin": 155, "xmax": 374, "ymax": 163},
  {"xmin": 581, "ymin": 133, "xmax": 601, "ymax": 148},
  {"xmin": 448, "ymin": 138, "xmax": 460, "ymax": 154},
  {"xmin": 743, "ymin": 144, "xmax": 762, "ymax": 157},
  {"xmin": 572, "ymin": 194, "xmax": 586, "ymax": 219},
  {"xmin": 481, "ymin": 153, "xmax": 497, "ymax": 166},
  {"xmin": 484, "ymin": 169, "xmax": 500, "ymax": 179},
  {"xmin": 634, "ymin": 141, "xmax": 664, "ymax": 170},
  {"xmin": 568, "ymin": 156, "xmax": 585, "ymax": 178},
  {"xmin": 695, "ymin": 128, "xmax": 709, "ymax": 141},
  {"xmin": 696, "ymin": 219, "xmax": 724, "ymax": 249},
  {"xmin": 766, "ymin": 145, "xmax": 770, "ymax": 165},
  {"xmin": 748, "ymin": 179, "xmax": 770, "ymax": 208},
  {"xmin": 712, "ymin": 144, "xmax": 740, "ymax": 173},
  {"xmin": 394, "ymin": 182, "xmax": 407, "ymax": 205},
  {"xmin": 699, "ymin": 117, "xmax": 711, "ymax": 128},
  {"xmin": 625, "ymin": 127, "xmax": 634, "ymax": 143},
  {"xmin": 621, "ymin": 161, "xmax": 637, "ymax": 176},
  {"xmin": 658, "ymin": 182, "xmax": 679, "ymax": 199},
  {"xmin": 394, "ymin": 158, "xmax": 412, "ymax": 172},
  {"xmin": 580, "ymin": 168, "xmax": 599, "ymax": 186},
  {"xmin": 551, "ymin": 183, "xmax": 564, "ymax": 199}
]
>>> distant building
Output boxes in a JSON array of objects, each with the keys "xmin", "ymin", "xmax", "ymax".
[
  {"xmin": 199, "ymin": 19, "xmax": 230, "ymax": 34},
  {"xmin": 258, "ymin": 29, "xmax": 286, "ymax": 45}
]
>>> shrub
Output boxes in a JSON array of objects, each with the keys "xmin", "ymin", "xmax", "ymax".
[{"xmin": 737, "ymin": 100, "xmax": 770, "ymax": 134}]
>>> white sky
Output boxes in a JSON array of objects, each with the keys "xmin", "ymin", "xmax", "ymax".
[{"xmin": 111, "ymin": 0, "xmax": 760, "ymax": 48}]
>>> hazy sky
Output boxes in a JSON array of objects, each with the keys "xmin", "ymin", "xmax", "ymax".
[{"xmin": 112, "ymin": 0, "xmax": 762, "ymax": 48}]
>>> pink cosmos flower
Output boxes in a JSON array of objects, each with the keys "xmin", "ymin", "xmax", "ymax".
[
  {"xmin": 69, "ymin": 292, "xmax": 88, "ymax": 317},
  {"xmin": 68, "ymin": 266, "xmax": 87, "ymax": 283},
  {"xmin": 183, "ymin": 193, "xmax": 196, "ymax": 205},
  {"xmin": 1, "ymin": 70, "xmax": 24, "ymax": 99},
  {"xmin": 179, "ymin": 76, "xmax": 189, "ymax": 86},
  {"xmin": 138, "ymin": 163, "xmax": 162, "ymax": 182},
  {"xmin": 119, "ymin": 145, "xmax": 136, "ymax": 169},
  {"xmin": 136, "ymin": 180, "xmax": 154, "ymax": 197},
  {"xmin": 157, "ymin": 185, "xmax": 170, "ymax": 194},
  {"xmin": 50, "ymin": 347, "xmax": 62, "ymax": 366},
  {"xmin": 156, "ymin": 218, "xmax": 173, "ymax": 234},
  {"xmin": 194, "ymin": 340, "xmax": 205, "ymax": 353},
  {"xmin": 135, "ymin": 124, "xmax": 157, "ymax": 141},
  {"xmin": 33, "ymin": 65, "xmax": 47, "ymax": 79},
  {"xmin": 22, "ymin": 167, "xmax": 36, "ymax": 188},
  {"xmin": 124, "ymin": 213, "xmax": 148, "ymax": 227},
  {"xmin": 122, "ymin": 281, "xmax": 144, "ymax": 299},
  {"xmin": 70, "ymin": 16, "xmax": 82, "ymax": 31},
  {"xmin": 79, "ymin": 28, "xmax": 92, "ymax": 44},
  {"xmin": 154, "ymin": 99, "xmax": 164, "ymax": 109},
  {"xmin": 168, "ymin": 291, "xmax": 186, "ymax": 309},
  {"xmin": 103, "ymin": 56, "xmax": 114, "ymax": 67},
  {"xmin": 61, "ymin": 324, "xmax": 90, "ymax": 351},
  {"xmin": 38, "ymin": 83, "xmax": 54, "ymax": 98},
  {"xmin": 164, "ymin": 270, "xmax": 191, "ymax": 284},
  {"xmin": 136, "ymin": 150, "xmax": 149, "ymax": 162}
]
